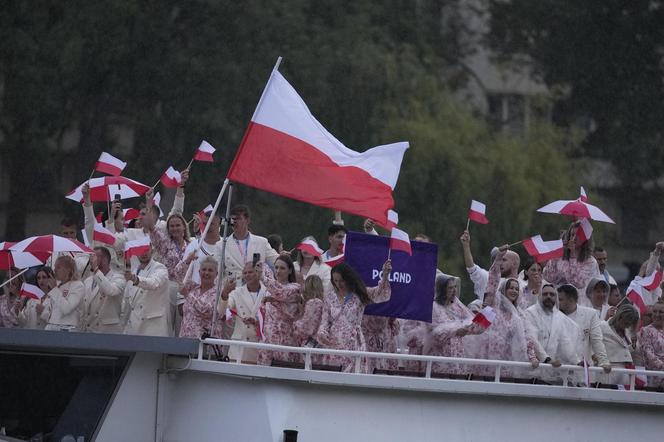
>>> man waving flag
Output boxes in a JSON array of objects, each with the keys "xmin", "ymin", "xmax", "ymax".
[{"xmin": 227, "ymin": 60, "xmax": 409, "ymax": 227}]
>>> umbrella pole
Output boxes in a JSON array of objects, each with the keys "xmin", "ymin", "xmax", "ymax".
[{"xmin": 0, "ymin": 268, "xmax": 29, "ymax": 289}]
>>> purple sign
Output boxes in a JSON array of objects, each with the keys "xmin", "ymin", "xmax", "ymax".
[{"xmin": 344, "ymin": 231, "xmax": 437, "ymax": 322}]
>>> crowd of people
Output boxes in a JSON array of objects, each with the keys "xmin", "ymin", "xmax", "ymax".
[{"xmin": 1, "ymin": 172, "xmax": 663, "ymax": 388}]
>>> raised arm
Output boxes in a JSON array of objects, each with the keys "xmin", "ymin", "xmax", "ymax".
[{"xmin": 366, "ymin": 259, "xmax": 392, "ymax": 303}]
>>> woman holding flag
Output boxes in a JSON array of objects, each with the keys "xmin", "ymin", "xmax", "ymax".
[
  {"xmin": 316, "ymin": 260, "xmax": 392, "ymax": 373},
  {"xmin": 18, "ymin": 266, "xmax": 55, "ymax": 329}
]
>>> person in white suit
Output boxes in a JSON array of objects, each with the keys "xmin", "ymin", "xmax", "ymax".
[
  {"xmin": 218, "ymin": 262, "xmax": 268, "ymax": 363},
  {"xmin": 220, "ymin": 205, "xmax": 279, "ymax": 285},
  {"xmin": 557, "ymin": 284, "xmax": 611, "ymax": 377},
  {"xmin": 40, "ymin": 255, "xmax": 85, "ymax": 331},
  {"xmin": 80, "ymin": 247, "xmax": 127, "ymax": 333},
  {"xmin": 122, "ymin": 245, "xmax": 170, "ymax": 337}
]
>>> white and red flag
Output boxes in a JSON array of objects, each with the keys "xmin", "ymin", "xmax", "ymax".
[
  {"xmin": 122, "ymin": 208, "xmax": 140, "ymax": 224},
  {"xmin": 92, "ymin": 223, "xmax": 116, "ymax": 246},
  {"xmin": 468, "ymin": 200, "xmax": 489, "ymax": 225},
  {"xmin": 95, "ymin": 152, "xmax": 127, "ymax": 176},
  {"xmin": 227, "ymin": 66, "xmax": 409, "ymax": 227},
  {"xmin": 160, "ymin": 166, "xmax": 182, "ymax": 188},
  {"xmin": 20, "ymin": 282, "xmax": 45, "ymax": 300},
  {"xmin": 472, "ymin": 306, "xmax": 496, "ymax": 329},
  {"xmin": 384, "ymin": 210, "xmax": 399, "ymax": 230},
  {"xmin": 575, "ymin": 218, "xmax": 593, "ymax": 243},
  {"xmin": 152, "ymin": 192, "xmax": 165, "ymax": 218},
  {"xmin": 323, "ymin": 253, "xmax": 344, "ymax": 268},
  {"xmin": 390, "ymin": 227, "xmax": 412, "ymax": 256},
  {"xmin": 194, "ymin": 140, "xmax": 216, "ymax": 162},
  {"xmin": 523, "ymin": 235, "xmax": 564, "ymax": 263},
  {"xmin": 124, "ymin": 237, "xmax": 150, "ymax": 259},
  {"xmin": 225, "ymin": 308, "xmax": 237, "ymax": 321},
  {"xmin": 296, "ymin": 239, "xmax": 324, "ymax": 257},
  {"xmin": 579, "ymin": 186, "xmax": 588, "ymax": 202},
  {"xmin": 626, "ymin": 269, "xmax": 664, "ymax": 314}
]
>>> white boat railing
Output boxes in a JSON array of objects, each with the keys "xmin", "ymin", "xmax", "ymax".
[{"xmin": 197, "ymin": 338, "xmax": 664, "ymax": 391}]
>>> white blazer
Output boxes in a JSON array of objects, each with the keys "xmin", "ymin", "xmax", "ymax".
[
  {"xmin": 122, "ymin": 260, "xmax": 170, "ymax": 337},
  {"xmin": 220, "ymin": 233, "xmax": 279, "ymax": 284},
  {"xmin": 42, "ymin": 280, "xmax": 85, "ymax": 329},
  {"xmin": 81, "ymin": 269, "xmax": 127, "ymax": 333},
  {"xmin": 218, "ymin": 283, "xmax": 267, "ymax": 362}
]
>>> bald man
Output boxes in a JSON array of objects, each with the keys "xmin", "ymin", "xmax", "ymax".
[{"xmin": 460, "ymin": 230, "xmax": 522, "ymax": 300}]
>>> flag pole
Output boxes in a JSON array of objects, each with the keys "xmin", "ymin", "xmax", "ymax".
[
  {"xmin": 0, "ymin": 268, "xmax": 29, "ymax": 289},
  {"xmin": 210, "ymin": 181, "xmax": 234, "ymax": 339},
  {"xmin": 186, "ymin": 158, "xmax": 195, "ymax": 171},
  {"xmin": 508, "ymin": 240, "xmax": 523, "ymax": 248},
  {"xmin": 466, "ymin": 218, "xmax": 470, "ymax": 231},
  {"xmin": 151, "ymin": 178, "xmax": 160, "ymax": 189}
]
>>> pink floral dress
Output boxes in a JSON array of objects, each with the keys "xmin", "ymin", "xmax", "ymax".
[
  {"xmin": 543, "ymin": 256, "xmax": 600, "ymax": 293},
  {"xmin": 150, "ymin": 228, "xmax": 189, "ymax": 280},
  {"xmin": 638, "ymin": 325, "xmax": 664, "ymax": 387},
  {"xmin": 362, "ymin": 315, "xmax": 400, "ymax": 373},
  {"xmin": 424, "ymin": 300, "xmax": 476, "ymax": 374},
  {"xmin": 316, "ymin": 278, "xmax": 391, "ymax": 373},
  {"xmin": 293, "ymin": 298, "xmax": 324, "ymax": 365},
  {"xmin": 174, "ymin": 260, "xmax": 223, "ymax": 339},
  {"xmin": 257, "ymin": 270, "xmax": 302, "ymax": 366},
  {"xmin": 0, "ymin": 293, "xmax": 19, "ymax": 328}
]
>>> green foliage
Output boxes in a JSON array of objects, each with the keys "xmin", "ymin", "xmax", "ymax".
[{"xmin": 0, "ymin": 0, "xmax": 581, "ymax": 282}]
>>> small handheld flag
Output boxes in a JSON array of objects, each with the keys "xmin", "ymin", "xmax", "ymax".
[
  {"xmin": 95, "ymin": 152, "xmax": 127, "ymax": 177},
  {"xmin": 389, "ymin": 227, "xmax": 412, "ymax": 257},
  {"xmin": 468, "ymin": 200, "xmax": 489, "ymax": 226},
  {"xmin": 160, "ymin": 166, "xmax": 182, "ymax": 188}
]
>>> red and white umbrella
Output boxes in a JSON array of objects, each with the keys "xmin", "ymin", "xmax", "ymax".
[
  {"xmin": 66, "ymin": 176, "xmax": 150, "ymax": 203},
  {"xmin": 0, "ymin": 241, "xmax": 49, "ymax": 270},
  {"xmin": 536, "ymin": 188, "xmax": 615, "ymax": 224},
  {"xmin": 9, "ymin": 235, "xmax": 94, "ymax": 255}
]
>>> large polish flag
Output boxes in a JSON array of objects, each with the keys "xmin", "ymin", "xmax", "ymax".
[
  {"xmin": 95, "ymin": 152, "xmax": 127, "ymax": 176},
  {"xmin": 227, "ymin": 68, "xmax": 409, "ymax": 227},
  {"xmin": 523, "ymin": 235, "xmax": 564, "ymax": 263}
]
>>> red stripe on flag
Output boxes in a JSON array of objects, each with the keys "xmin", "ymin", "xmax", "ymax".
[{"xmin": 228, "ymin": 122, "xmax": 396, "ymax": 227}]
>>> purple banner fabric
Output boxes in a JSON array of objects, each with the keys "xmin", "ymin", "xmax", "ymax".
[{"xmin": 345, "ymin": 231, "xmax": 437, "ymax": 323}]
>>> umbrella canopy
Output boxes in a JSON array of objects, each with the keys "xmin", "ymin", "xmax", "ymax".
[
  {"xmin": 0, "ymin": 242, "xmax": 49, "ymax": 270},
  {"xmin": 66, "ymin": 176, "xmax": 150, "ymax": 203},
  {"xmin": 537, "ymin": 198, "xmax": 615, "ymax": 224},
  {"xmin": 9, "ymin": 235, "xmax": 94, "ymax": 254}
]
